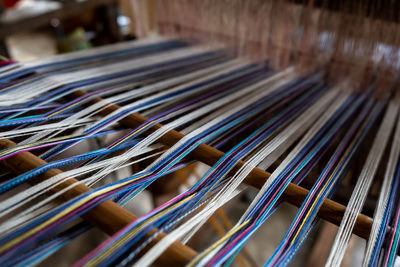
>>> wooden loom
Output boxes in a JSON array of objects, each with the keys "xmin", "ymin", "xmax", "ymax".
[
  {"xmin": 3, "ymin": 0, "xmax": 400, "ymax": 266},
  {"xmin": 0, "ymin": 88, "xmax": 384, "ymax": 265}
]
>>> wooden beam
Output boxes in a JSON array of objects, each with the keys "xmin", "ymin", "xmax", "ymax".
[
  {"xmin": 0, "ymin": 87, "xmax": 386, "ymax": 265},
  {"xmin": 68, "ymin": 90, "xmax": 376, "ymax": 241},
  {"xmin": 0, "ymin": 138, "xmax": 196, "ymax": 267}
]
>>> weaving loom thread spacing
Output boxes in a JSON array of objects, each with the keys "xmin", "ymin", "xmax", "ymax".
[{"xmin": 1, "ymin": 7, "xmax": 400, "ymax": 265}]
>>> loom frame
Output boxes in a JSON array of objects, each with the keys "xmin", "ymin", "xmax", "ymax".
[{"xmin": 0, "ymin": 89, "xmax": 390, "ymax": 266}]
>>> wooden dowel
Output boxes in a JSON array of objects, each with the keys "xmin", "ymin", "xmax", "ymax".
[
  {"xmin": 0, "ymin": 87, "xmax": 391, "ymax": 265},
  {"xmin": 0, "ymin": 138, "xmax": 196, "ymax": 266},
  {"xmin": 69, "ymin": 90, "xmax": 376, "ymax": 241}
]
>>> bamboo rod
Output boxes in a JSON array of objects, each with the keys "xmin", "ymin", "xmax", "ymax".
[
  {"xmin": 68, "ymin": 90, "xmax": 376, "ymax": 241},
  {"xmin": 0, "ymin": 138, "xmax": 196, "ymax": 266}
]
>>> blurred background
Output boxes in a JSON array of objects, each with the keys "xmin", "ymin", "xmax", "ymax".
[{"xmin": 0, "ymin": 0, "xmax": 157, "ymax": 61}]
